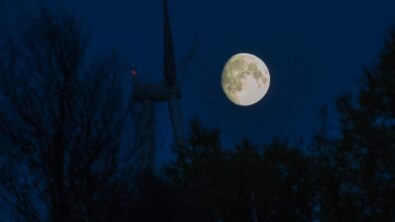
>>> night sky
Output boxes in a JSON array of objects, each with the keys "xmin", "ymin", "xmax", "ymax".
[{"xmin": 2, "ymin": 0, "xmax": 395, "ymax": 165}]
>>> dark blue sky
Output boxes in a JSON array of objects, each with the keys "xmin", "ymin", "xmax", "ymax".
[{"xmin": 2, "ymin": 0, "xmax": 395, "ymax": 164}]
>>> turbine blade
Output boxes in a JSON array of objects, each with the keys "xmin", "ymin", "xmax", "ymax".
[
  {"xmin": 177, "ymin": 38, "xmax": 196, "ymax": 87},
  {"xmin": 168, "ymin": 98, "xmax": 184, "ymax": 145},
  {"xmin": 163, "ymin": 0, "xmax": 177, "ymax": 86},
  {"xmin": 140, "ymin": 100, "xmax": 155, "ymax": 172}
]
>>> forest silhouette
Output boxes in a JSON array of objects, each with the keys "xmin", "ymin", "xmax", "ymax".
[{"xmin": 0, "ymin": 8, "xmax": 394, "ymax": 222}]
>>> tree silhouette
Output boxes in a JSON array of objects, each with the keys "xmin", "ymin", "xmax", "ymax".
[
  {"xmin": 313, "ymin": 28, "xmax": 395, "ymax": 221},
  {"xmin": 166, "ymin": 119, "xmax": 226, "ymax": 221},
  {"xmin": 167, "ymin": 121, "xmax": 314, "ymax": 221},
  {"xmin": 0, "ymin": 9, "xmax": 135, "ymax": 221},
  {"xmin": 256, "ymin": 139, "xmax": 314, "ymax": 221}
]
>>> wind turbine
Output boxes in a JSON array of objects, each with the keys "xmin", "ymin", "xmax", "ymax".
[{"xmin": 132, "ymin": 0, "xmax": 195, "ymax": 172}]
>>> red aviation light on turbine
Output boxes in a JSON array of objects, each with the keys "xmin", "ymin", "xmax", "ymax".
[{"xmin": 131, "ymin": 69, "xmax": 137, "ymax": 77}]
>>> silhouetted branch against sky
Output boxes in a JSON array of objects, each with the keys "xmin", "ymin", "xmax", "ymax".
[{"xmin": 0, "ymin": 7, "xmax": 138, "ymax": 221}]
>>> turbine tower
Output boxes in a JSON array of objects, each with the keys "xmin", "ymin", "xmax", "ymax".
[{"xmin": 132, "ymin": 0, "xmax": 194, "ymax": 172}]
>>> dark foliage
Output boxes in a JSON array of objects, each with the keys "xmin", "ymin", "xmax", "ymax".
[
  {"xmin": 312, "ymin": 29, "xmax": 395, "ymax": 221},
  {"xmin": 165, "ymin": 122, "xmax": 314, "ymax": 221},
  {"xmin": 0, "ymin": 9, "xmax": 136, "ymax": 222}
]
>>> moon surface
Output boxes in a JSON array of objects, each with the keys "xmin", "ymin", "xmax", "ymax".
[{"xmin": 221, "ymin": 53, "xmax": 270, "ymax": 106}]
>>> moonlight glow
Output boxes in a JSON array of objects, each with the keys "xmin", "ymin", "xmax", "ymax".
[{"xmin": 221, "ymin": 53, "xmax": 270, "ymax": 106}]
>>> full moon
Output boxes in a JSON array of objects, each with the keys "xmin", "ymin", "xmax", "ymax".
[{"xmin": 221, "ymin": 53, "xmax": 270, "ymax": 106}]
